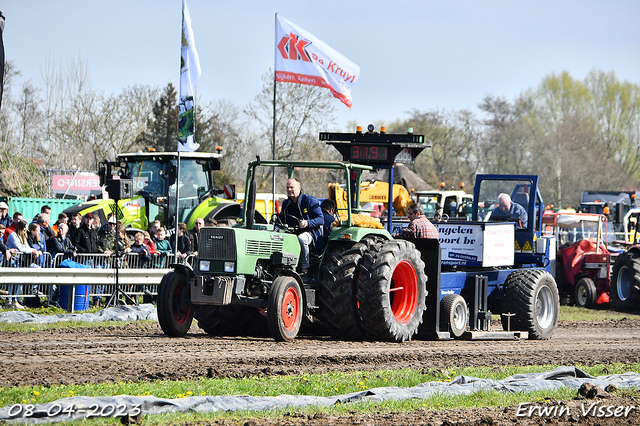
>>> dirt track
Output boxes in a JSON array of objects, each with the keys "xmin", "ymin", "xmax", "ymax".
[{"xmin": 1, "ymin": 316, "xmax": 640, "ymax": 425}]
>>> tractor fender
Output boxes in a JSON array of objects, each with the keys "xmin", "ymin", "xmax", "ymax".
[
  {"xmin": 169, "ymin": 262, "xmax": 196, "ymax": 281},
  {"xmin": 273, "ymin": 269, "xmax": 309, "ymax": 318}
]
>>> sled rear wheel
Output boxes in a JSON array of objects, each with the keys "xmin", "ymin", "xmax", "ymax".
[
  {"xmin": 501, "ymin": 269, "xmax": 559, "ymax": 340},
  {"xmin": 441, "ymin": 294, "xmax": 468, "ymax": 338}
]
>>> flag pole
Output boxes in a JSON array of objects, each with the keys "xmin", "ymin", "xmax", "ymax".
[
  {"xmin": 174, "ymin": 151, "xmax": 181, "ymax": 263},
  {"xmin": 271, "ymin": 13, "xmax": 278, "ymax": 215},
  {"xmin": 0, "ymin": 11, "xmax": 5, "ymax": 112}
]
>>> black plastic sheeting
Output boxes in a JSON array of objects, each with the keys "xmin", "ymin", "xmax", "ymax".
[{"xmin": 1, "ymin": 367, "xmax": 639, "ymax": 424}]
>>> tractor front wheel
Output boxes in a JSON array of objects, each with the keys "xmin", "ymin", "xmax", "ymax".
[
  {"xmin": 574, "ymin": 277, "xmax": 597, "ymax": 309},
  {"xmin": 157, "ymin": 271, "xmax": 193, "ymax": 337},
  {"xmin": 268, "ymin": 276, "xmax": 303, "ymax": 341},
  {"xmin": 356, "ymin": 239, "xmax": 427, "ymax": 342},
  {"xmin": 611, "ymin": 251, "xmax": 640, "ymax": 311},
  {"xmin": 500, "ymin": 269, "xmax": 559, "ymax": 340}
]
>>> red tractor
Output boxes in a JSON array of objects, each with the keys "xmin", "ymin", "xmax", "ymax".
[{"xmin": 543, "ymin": 212, "xmax": 617, "ymax": 308}]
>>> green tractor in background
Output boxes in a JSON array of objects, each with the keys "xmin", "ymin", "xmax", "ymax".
[{"xmin": 62, "ymin": 150, "xmax": 264, "ymax": 232}]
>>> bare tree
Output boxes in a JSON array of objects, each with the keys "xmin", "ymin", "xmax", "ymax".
[
  {"xmin": 586, "ymin": 69, "xmax": 640, "ymax": 179},
  {"xmin": 197, "ymin": 99, "xmax": 255, "ymax": 186},
  {"xmin": 243, "ymin": 71, "xmax": 338, "ymax": 193},
  {"xmin": 391, "ymin": 108, "xmax": 480, "ymax": 191}
]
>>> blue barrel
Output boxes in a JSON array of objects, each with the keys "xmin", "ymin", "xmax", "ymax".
[{"xmin": 59, "ymin": 285, "xmax": 90, "ymax": 311}]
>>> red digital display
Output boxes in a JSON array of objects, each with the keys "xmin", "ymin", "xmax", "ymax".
[{"xmin": 349, "ymin": 145, "xmax": 388, "ymax": 162}]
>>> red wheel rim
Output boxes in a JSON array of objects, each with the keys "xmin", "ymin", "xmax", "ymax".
[
  {"xmin": 390, "ymin": 260, "xmax": 418, "ymax": 324},
  {"xmin": 281, "ymin": 286, "xmax": 300, "ymax": 331},
  {"xmin": 173, "ymin": 280, "xmax": 191, "ymax": 326}
]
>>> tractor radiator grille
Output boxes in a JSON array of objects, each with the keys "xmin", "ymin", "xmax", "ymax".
[
  {"xmin": 246, "ymin": 240, "xmax": 284, "ymax": 257},
  {"xmin": 199, "ymin": 228, "xmax": 236, "ymax": 261}
]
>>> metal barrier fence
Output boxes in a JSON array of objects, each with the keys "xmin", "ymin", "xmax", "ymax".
[{"xmin": 0, "ymin": 252, "xmax": 195, "ymax": 311}]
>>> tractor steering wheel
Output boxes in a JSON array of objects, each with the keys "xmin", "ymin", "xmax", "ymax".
[{"xmin": 272, "ymin": 213, "xmax": 301, "ymax": 233}]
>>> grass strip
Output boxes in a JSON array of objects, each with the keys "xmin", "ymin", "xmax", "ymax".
[{"xmin": 2, "ymin": 364, "xmax": 639, "ymax": 425}]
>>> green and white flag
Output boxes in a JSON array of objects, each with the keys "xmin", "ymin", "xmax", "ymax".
[{"xmin": 178, "ymin": 0, "xmax": 201, "ymax": 152}]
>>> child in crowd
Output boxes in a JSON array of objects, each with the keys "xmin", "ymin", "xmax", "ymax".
[
  {"xmin": 154, "ymin": 227, "xmax": 172, "ymax": 254},
  {"xmin": 143, "ymin": 231, "xmax": 157, "ymax": 255},
  {"xmin": 130, "ymin": 232, "xmax": 152, "ymax": 267}
]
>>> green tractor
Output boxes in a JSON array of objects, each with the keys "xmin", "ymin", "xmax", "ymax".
[
  {"xmin": 157, "ymin": 128, "xmax": 430, "ymax": 342},
  {"xmin": 158, "ymin": 127, "xmax": 560, "ymax": 342},
  {"xmin": 62, "ymin": 150, "xmax": 258, "ymax": 232}
]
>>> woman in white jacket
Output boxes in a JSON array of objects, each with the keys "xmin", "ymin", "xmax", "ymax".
[{"xmin": 5, "ymin": 220, "xmax": 40, "ymax": 309}]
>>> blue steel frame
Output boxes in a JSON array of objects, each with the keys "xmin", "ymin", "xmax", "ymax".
[{"xmin": 437, "ymin": 174, "xmax": 554, "ymax": 312}]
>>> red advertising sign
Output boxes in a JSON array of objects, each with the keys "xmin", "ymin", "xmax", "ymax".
[{"xmin": 52, "ymin": 174, "xmax": 102, "ymax": 195}]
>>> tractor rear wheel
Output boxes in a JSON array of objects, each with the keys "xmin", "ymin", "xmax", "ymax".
[
  {"xmin": 157, "ymin": 271, "xmax": 193, "ymax": 337},
  {"xmin": 356, "ymin": 239, "xmax": 427, "ymax": 342},
  {"xmin": 441, "ymin": 294, "xmax": 468, "ymax": 338},
  {"xmin": 193, "ymin": 306, "xmax": 223, "ymax": 335},
  {"xmin": 316, "ymin": 237, "xmax": 383, "ymax": 340},
  {"xmin": 195, "ymin": 305, "xmax": 268, "ymax": 337},
  {"xmin": 500, "ymin": 269, "xmax": 559, "ymax": 340},
  {"xmin": 611, "ymin": 251, "xmax": 640, "ymax": 311},
  {"xmin": 267, "ymin": 276, "xmax": 303, "ymax": 341},
  {"xmin": 574, "ymin": 277, "xmax": 597, "ymax": 309}
]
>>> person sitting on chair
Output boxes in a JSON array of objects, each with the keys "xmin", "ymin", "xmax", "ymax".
[
  {"xmin": 490, "ymin": 193, "xmax": 528, "ymax": 229},
  {"xmin": 278, "ymin": 178, "xmax": 323, "ymax": 275},
  {"xmin": 395, "ymin": 203, "xmax": 439, "ymax": 239},
  {"xmin": 316, "ymin": 198, "xmax": 337, "ymax": 254}
]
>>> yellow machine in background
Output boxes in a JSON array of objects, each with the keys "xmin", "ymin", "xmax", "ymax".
[
  {"xmin": 328, "ymin": 180, "xmax": 414, "ymax": 217},
  {"xmin": 236, "ymin": 192, "xmax": 287, "ymax": 219}
]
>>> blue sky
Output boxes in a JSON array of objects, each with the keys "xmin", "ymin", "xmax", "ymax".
[{"xmin": 2, "ymin": 1, "xmax": 639, "ymax": 130}]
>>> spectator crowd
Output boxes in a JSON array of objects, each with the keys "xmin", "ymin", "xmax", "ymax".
[{"xmin": 0, "ymin": 203, "xmax": 216, "ymax": 310}]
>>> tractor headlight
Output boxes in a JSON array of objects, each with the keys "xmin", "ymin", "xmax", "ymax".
[
  {"xmin": 199, "ymin": 260, "xmax": 210, "ymax": 272},
  {"xmin": 224, "ymin": 262, "xmax": 235, "ymax": 273}
]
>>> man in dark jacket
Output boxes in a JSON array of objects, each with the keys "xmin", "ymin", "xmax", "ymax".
[
  {"xmin": 74, "ymin": 213, "xmax": 99, "ymax": 254},
  {"xmin": 68, "ymin": 212, "xmax": 82, "ymax": 246},
  {"xmin": 187, "ymin": 218, "xmax": 204, "ymax": 254},
  {"xmin": 278, "ymin": 178, "xmax": 323, "ymax": 274},
  {"xmin": 316, "ymin": 198, "xmax": 337, "ymax": 255},
  {"xmin": 491, "ymin": 193, "xmax": 528, "ymax": 229}
]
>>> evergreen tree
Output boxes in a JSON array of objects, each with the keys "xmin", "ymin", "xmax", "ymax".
[{"xmin": 137, "ymin": 83, "xmax": 179, "ymax": 152}]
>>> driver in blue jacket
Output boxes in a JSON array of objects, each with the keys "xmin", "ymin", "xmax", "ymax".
[
  {"xmin": 491, "ymin": 193, "xmax": 528, "ymax": 229},
  {"xmin": 279, "ymin": 178, "xmax": 324, "ymax": 275}
]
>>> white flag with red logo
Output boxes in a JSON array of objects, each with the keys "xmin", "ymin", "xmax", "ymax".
[
  {"xmin": 178, "ymin": 0, "xmax": 201, "ymax": 152},
  {"xmin": 275, "ymin": 15, "xmax": 359, "ymax": 108}
]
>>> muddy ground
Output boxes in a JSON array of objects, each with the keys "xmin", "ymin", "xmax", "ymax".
[{"xmin": 1, "ymin": 315, "xmax": 639, "ymax": 425}]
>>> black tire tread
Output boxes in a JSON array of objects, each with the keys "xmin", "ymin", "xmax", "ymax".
[
  {"xmin": 356, "ymin": 239, "xmax": 427, "ymax": 342},
  {"xmin": 157, "ymin": 271, "xmax": 193, "ymax": 337},
  {"xmin": 441, "ymin": 294, "xmax": 468, "ymax": 338},
  {"xmin": 194, "ymin": 305, "xmax": 268, "ymax": 337},
  {"xmin": 267, "ymin": 276, "xmax": 303, "ymax": 341},
  {"xmin": 574, "ymin": 277, "xmax": 597, "ymax": 309},
  {"xmin": 316, "ymin": 237, "xmax": 383, "ymax": 340},
  {"xmin": 610, "ymin": 251, "xmax": 640, "ymax": 311},
  {"xmin": 500, "ymin": 269, "xmax": 559, "ymax": 340}
]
